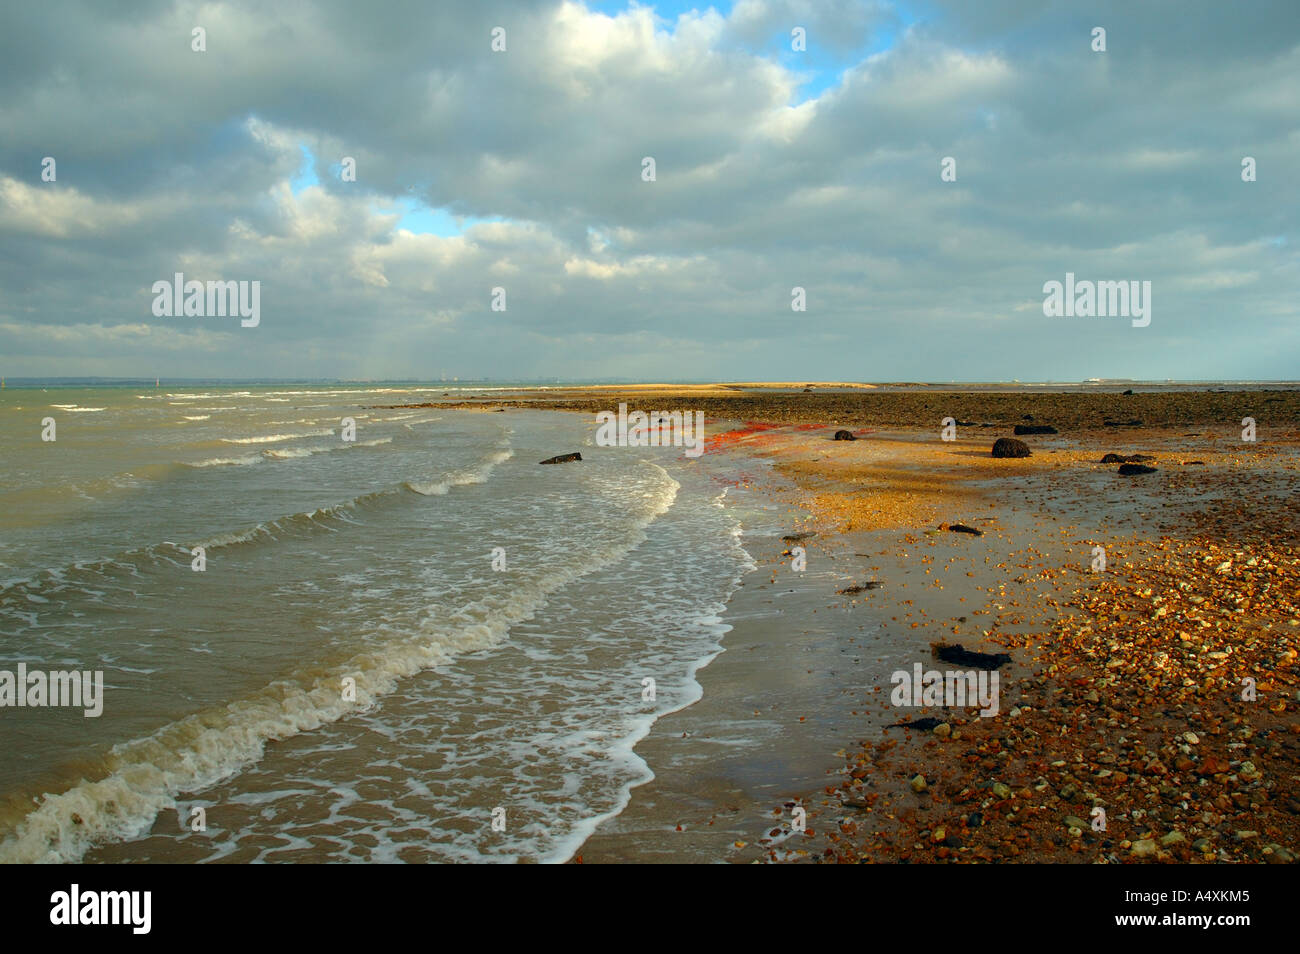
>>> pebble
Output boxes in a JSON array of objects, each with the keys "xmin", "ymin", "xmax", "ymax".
[
  {"xmin": 933, "ymin": 722, "xmax": 951, "ymax": 738},
  {"xmin": 1159, "ymin": 831, "xmax": 1186, "ymax": 847},
  {"xmin": 992, "ymin": 782, "xmax": 1012, "ymax": 799},
  {"xmin": 910, "ymin": 774, "xmax": 928, "ymax": 794},
  {"xmin": 1130, "ymin": 839, "xmax": 1158, "ymax": 858}
]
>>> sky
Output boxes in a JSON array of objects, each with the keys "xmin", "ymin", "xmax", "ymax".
[{"xmin": 0, "ymin": 0, "xmax": 1297, "ymax": 382}]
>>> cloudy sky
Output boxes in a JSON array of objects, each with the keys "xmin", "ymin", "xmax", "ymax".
[{"xmin": 1, "ymin": 0, "xmax": 1297, "ymax": 382}]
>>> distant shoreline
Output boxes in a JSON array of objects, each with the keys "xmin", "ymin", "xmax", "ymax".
[{"xmin": 5, "ymin": 378, "xmax": 1300, "ymax": 392}]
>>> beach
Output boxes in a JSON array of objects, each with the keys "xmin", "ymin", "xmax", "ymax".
[
  {"xmin": 423, "ymin": 384, "xmax": 1300, "ymax": 864},
  {"xmin": 1, "ymin": 382, "xmax": 1296, "ymax": 865}
]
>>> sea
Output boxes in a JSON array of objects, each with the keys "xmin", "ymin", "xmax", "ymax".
[{"xmin": 0, "ymin": 383, "xmax": 778, "ymax": 863}]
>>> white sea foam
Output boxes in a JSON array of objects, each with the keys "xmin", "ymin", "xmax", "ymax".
[
  {"xmin": 404, "ymin": 449, "xmax": 513, "ymax": 496},
  {"xmin": 221, "ymin": 429, "xmax": 333, "ymax": 445},
  {"xmin": 264, "ymin": 437, "xmax": 392, "ymax": 460},
  {"xmin": 187, "ymin": 455, "xmax": 260, "ymax": 468},
  {"xmin": 263, "ymin": 447, "xmax": 318, "ymax": 459}
]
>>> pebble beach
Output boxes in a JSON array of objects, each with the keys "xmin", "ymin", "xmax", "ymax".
[{"xmin": 419, "ymin": 383, "xmax": 1300, "ymax": 864}]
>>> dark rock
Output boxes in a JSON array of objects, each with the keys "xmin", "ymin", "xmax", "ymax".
[
  {"xmin": 782, "ymin": 532, "xmax": 816, "ymax": 542},
  {"xmin": 1014, "ymin": 424, "xmax": 1058, "ymax": 435},
  {"xmin": 1118, "ymin": 463, "xmax": 1157, "ymax": 475},
  {"xmin": 991, "ymin": 437, "xmax": 1031, "ymax": 458},
  {"xmin": 539, "ymin": 452, "xmax": 582, "ymax": 465},
  {"xmin": 1103, "ymin": 419, "xmax": 1144, "ymax": 427},
  {"xmin": 833, "ymin": 430, "xmax": 856, "ymax": 441},
  {"xmin": 1100, "ymin": 453, "xmax": 1154, "ymax": 464},
  {"xmin": 932, "ymin": 641, "xmax": 1012, "ymax": 670},
  {"xmin": 1122, "ymin": 389, "xmax": 1134, "ymax": 395},
  {"xmin": 948, "ymin": 524, "xmax": 984, "ymax": 536},
  {"xmin": 1183, "ymin": 460, "xmax": 1205, "ymax": 465}
]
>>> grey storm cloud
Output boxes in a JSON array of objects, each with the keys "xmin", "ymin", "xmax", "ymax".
[{"xmin": 0, "ymin": 0, "xmax": 1296, "ymax": 381}]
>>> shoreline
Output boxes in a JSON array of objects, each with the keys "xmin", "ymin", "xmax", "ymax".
[{"xmin": 381, "ymin": 388, "xmax": 1299, "ymax": 864}]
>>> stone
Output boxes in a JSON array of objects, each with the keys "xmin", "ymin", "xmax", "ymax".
[
  {"xmin": 992, "ymin": 437, "xmax": 1031, "ymax": 458},
  {"xmin": 1264, "ymin": 844, "xmax": 1295, "ymax": 864},
  {"xmin": 539, "ymin": 452, "xmax": 582, "ymax": 465},
  {"xmin": 832, "ymin": 430, "xmax": 856, "ymax": 441},
  {"xmin": 910, "ymin": 774, "xmax": 928, "ymax": 794},
  {"xmin": 1130, "ymin": 839, "xmax": 1158, "ymax": 858},
  {"xmin": 1118, "ymin": 463, "xmax": 1157, "ymax": 475}
]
